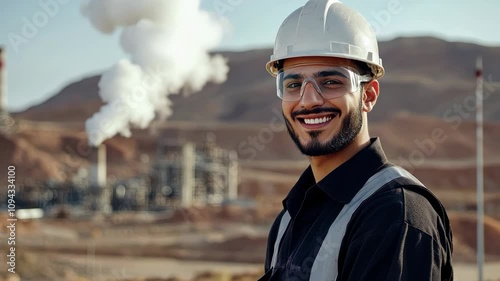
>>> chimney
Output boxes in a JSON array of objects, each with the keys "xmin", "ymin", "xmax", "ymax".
[
  {"xmin": 0, "ymin": 46, "xmax": 6, "ymax": 114},
  {"xmin": 89, "ymin": 144, "xmax": 107, "ymax": 188}
]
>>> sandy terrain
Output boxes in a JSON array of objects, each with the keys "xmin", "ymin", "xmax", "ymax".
[
  {"xmin": 453, "ymin": 262, "xmax": 500, "ymax": 281},
  {"xmin": 54, "ymin": 254, "xmax": 262, "ymax": 280},
  {"xmin": 33, "ymin": 255, "xmax": 500, "ymax": 281},
  {"xmin": 1, "ymin": 207, "xmax": 499, "ymax": 281}
]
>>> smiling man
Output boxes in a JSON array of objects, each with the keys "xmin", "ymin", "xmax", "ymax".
[{"xmin": 259, "ymin": 1, "xmax": 453, "ymax": 280}]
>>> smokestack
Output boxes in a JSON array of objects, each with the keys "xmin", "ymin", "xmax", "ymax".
[
  {"xmin": 0, "ymin": 46, "xmax": 6, "ymax": 114},
  {"xmin": 89, "ymin": 144, "xmax": 107, "ymax": 188}
]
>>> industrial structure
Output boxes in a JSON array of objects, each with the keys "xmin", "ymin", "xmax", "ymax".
[
  {"xmin": 2, "ymin": 131, "xmax": 239, "ymax": 214},
  {"xmin": 86, "ymin": 144, "xmax": 112, "ymax": 213},
  {"xmin": 78, "ymin": 135, "xmax": 240, "ymax": 212},
  {"xmin": 89, "ymin": 144, "xmax": 107, "ymax": 188},
  {"xmin": 150, "ymin": 135, "xmax": 238, "ymax": 208}
]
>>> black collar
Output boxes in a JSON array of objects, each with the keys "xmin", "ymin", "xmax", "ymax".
[{"xmin": 283, "ymin": 138, "xmax": 388, "ymax": 213}]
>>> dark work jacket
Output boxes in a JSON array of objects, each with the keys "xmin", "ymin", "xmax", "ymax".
[{"xmin": 259, "ymin": 138, "xmax": 453, "ymax": 281}]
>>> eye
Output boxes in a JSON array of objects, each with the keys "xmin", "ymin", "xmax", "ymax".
[
  {"xmin": 322, "ymin": 77, "xmax": 346, "ymax": 88},
  {"xmin": 324, "ymin": 80, "xmax": 342, "ymax": 85},
  {"xmin": 286, "ymin": 82, "xmax": 302, "ymax": 90}
]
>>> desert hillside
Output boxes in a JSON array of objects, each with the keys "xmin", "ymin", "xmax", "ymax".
[{"xmin": 14, "ymin": 37, "xmax": 500, "ymax": 124}]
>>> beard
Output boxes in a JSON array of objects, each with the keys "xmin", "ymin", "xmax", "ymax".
[{"xmin": 284, "ymin": 97, "xmax": 363, "ymax": 156}]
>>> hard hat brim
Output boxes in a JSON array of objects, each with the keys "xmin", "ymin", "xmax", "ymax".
[{"xmin": 266, "ymin": 53, "xmax": 384, "ymax": 79}]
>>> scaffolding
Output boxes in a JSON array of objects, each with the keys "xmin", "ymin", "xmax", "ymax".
[{"xmin": 150, "ymin": 136, "xmax": 238, "ymax": 208}]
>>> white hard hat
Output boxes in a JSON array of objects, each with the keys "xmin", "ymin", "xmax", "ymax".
[{"xmin": 266, "ymin": 0, "xmax": 384, "ymax": 79}]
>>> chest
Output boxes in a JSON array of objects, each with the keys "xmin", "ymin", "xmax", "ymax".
[{"xmin": 274, "ymin": 192, "xmax": 345, "ymax": 278}]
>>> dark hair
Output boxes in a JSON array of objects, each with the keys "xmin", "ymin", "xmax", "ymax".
[
  {"xmin": 274, "ymin": 60, "xmax": 284, "ymax": 73},
  {"xmin": 353, "ymin": 61, "xmax": 372, "ymax": 77}
]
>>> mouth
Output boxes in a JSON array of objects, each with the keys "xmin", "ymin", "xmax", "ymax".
[{"xmin": 296, "ymin": 113, "xmax": 338, "ymax": 129}]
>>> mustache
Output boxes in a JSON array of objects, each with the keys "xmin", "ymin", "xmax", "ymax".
[{"xmin": 290, "ymin": 107, "xmax": 341, "ymax": 120}]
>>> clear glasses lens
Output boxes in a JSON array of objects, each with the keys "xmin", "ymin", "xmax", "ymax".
[{"xmin": 276, "ymin": 66, "xmax": 371, "ymax": 101}]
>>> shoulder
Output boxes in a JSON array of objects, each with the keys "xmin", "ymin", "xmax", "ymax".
[{"xmin": 346, "ymin": 167, "xmax": 452, "ymax": 246}]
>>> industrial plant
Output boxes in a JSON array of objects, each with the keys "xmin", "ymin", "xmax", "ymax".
[{"xmin": 2, "ymin": 132, "xmax": 239, "ymax": 215}]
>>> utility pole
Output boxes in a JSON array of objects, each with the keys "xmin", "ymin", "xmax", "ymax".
[{"xmin": 475, "ymin": 56, "xmax": 484, "ymax": 281}]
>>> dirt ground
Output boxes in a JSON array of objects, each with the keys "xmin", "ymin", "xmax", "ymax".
[
  {"xmin": 49, "ymin": 254, "xmax": 262, "ymax": 280},
  {"xmin": 1, "ymin": 252, "xmax": 499, "ymax": 281},
  {"xmin": 453, "ymin": 262, "xmax": 500, "ymax": 281},
  {"xmin": 1, "ymin": 208, "xmax": 500, "ymax": 281}
]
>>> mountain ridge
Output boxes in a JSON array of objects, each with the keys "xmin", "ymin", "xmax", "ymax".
[{"xmin": 15, "ymin": 36, "xmax": 500, "ymax": 123}]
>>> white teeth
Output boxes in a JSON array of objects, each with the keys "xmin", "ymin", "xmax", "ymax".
[{"xmin": 303, "ymin": 116, "xmax": 333, "ymax": 125}]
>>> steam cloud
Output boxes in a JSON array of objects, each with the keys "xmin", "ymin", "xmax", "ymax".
[{"xmin": 81, "ymin": 0, "xmax": 229, "ymax": 146}]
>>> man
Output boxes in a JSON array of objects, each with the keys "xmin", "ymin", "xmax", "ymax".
[{"xmin": 259, "ymin": 0, "xmax": 453, "ymax": 280}]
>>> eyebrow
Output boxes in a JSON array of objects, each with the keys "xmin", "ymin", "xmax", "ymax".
[
  {"xmin": 283, "ymin": 73, "xmax": 303, "ymax": 81},
  {"xmin": 316, "ymin": 70, "xmax": 349, "ymax": 79},
  {"xmin": 283, "ymin": 69, "xmax": 349, "ymax": 80}
]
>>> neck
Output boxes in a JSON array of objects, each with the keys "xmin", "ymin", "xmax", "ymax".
[{"xmin": 309, "ymin": 133, "xmax": 371, "ymax": 182}]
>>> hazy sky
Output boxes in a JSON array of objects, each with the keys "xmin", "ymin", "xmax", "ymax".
[{"xmin": 1, "ymin": 0, "xmax": 499, "ymax": 112}]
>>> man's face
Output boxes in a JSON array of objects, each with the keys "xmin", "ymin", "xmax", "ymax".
[{"xmin": 280, "ymin": 57, "xmax": 366, "ymax": 156}]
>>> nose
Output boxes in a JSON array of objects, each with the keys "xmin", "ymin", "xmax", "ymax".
[{"xmin": 299, "ymin": 80, "xmax": 324, "ymax": 109}]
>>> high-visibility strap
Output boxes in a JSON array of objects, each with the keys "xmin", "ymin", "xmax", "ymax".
[
  {"xmin": 270, "ymin": 211, "xmax": 291, "ymax": 268},
  {"xmin": 310, "ymin": 165, "xmax": 422, "ymax": 280},
  {"xmin": 269, "ymin": 165, "xmax": 422, "ymax": 280}
]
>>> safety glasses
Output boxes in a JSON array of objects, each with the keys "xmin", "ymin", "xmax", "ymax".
[{"xmin": 276, "ymin": 65, "xmax": 372, "ymax": 101}]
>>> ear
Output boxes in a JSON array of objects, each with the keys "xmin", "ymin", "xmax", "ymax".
[{"xmin": 362, "ymin": 79, "xmax": 379, "ymax": 113}]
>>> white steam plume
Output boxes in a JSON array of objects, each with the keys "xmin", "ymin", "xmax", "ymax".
[{"xmin": 81, "ymin": 0, "xmax": 229, "ymax": 146}]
